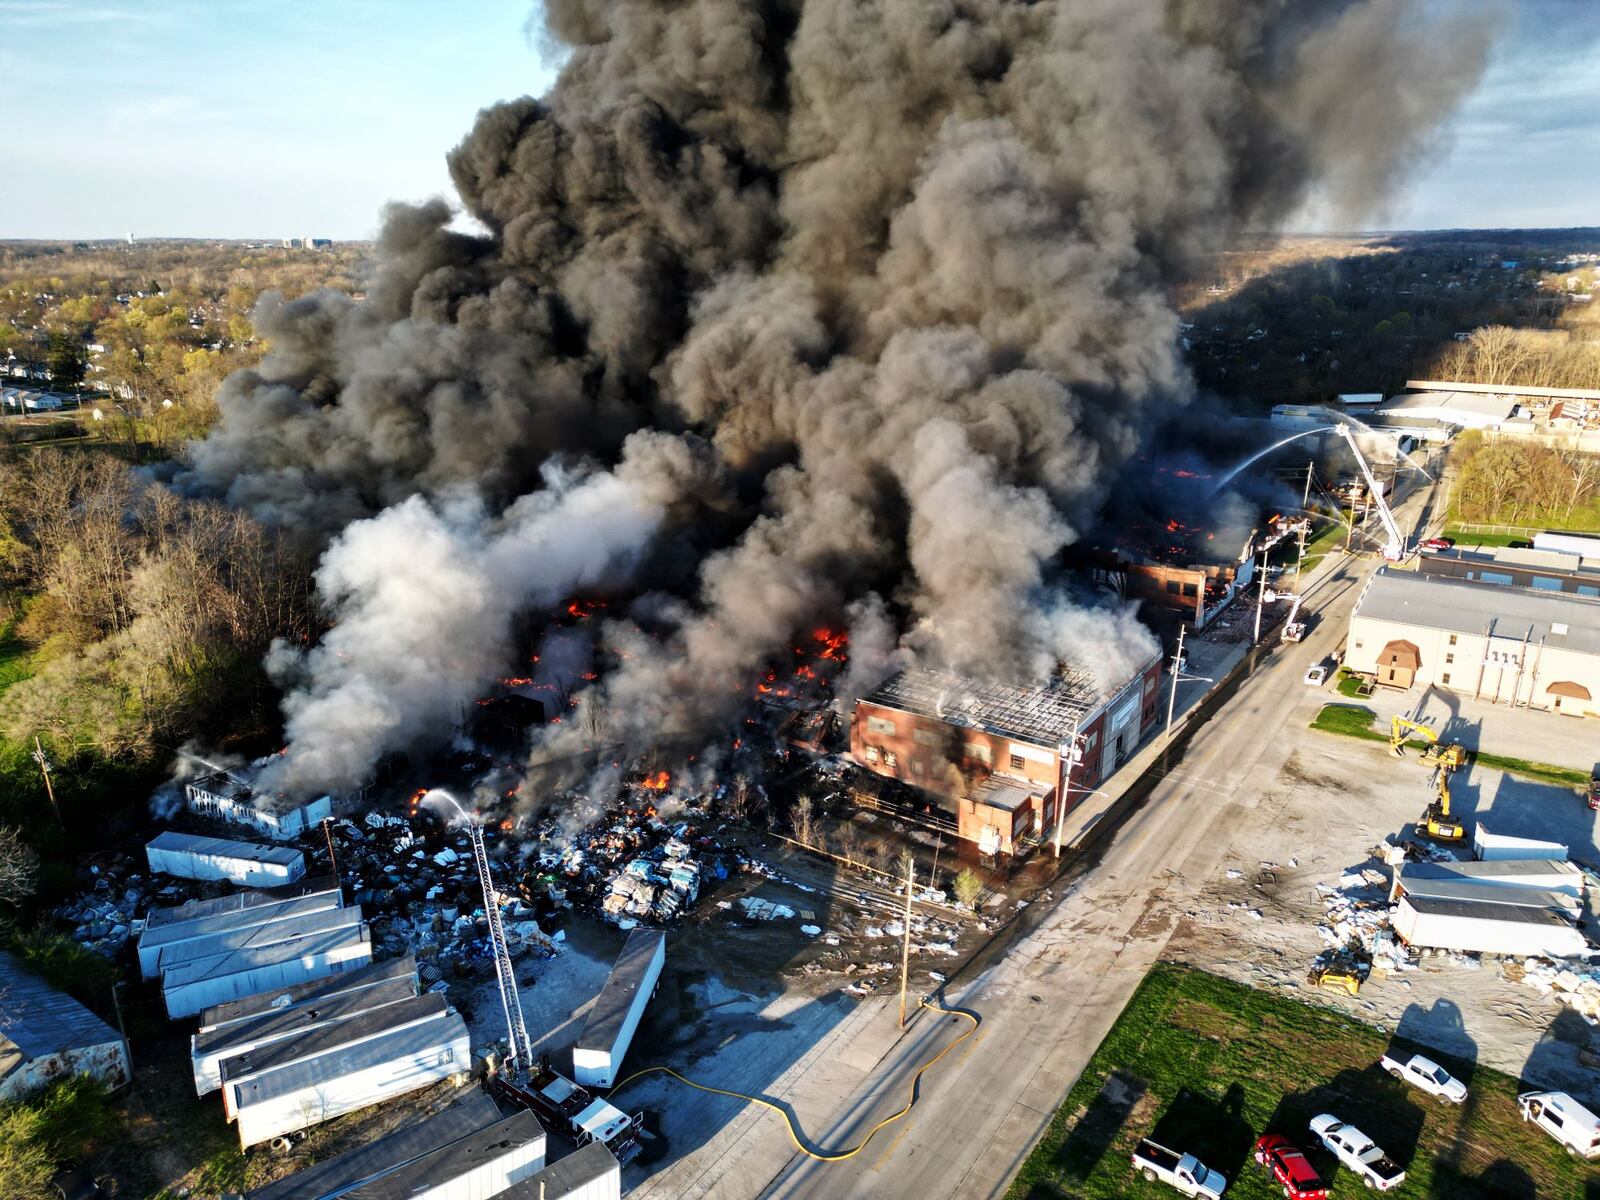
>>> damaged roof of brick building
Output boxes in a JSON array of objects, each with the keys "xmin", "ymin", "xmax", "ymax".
[{"xmin": 859, "ymin": 667, "xmax": 1106, "ymax": 748}]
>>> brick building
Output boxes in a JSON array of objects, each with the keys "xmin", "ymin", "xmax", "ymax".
[{"xmin": 850, "ymin": 655, "xmax": 1164, "ymax": 855}]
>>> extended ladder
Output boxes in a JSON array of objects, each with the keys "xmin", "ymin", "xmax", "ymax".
[{"xmin": 469, "ymin": 820, "xmax": 533, "ymax": 1075}]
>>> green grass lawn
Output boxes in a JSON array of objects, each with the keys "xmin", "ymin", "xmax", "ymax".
[
  {"xmin": 1441, "ymin": 528, "xmax": 1533, "ymax": 549},
  {"xmin": 1007, "ymin": 964, "xmax": 1592, "ymax": 1200},
  {"xmin": 1309, "ymin": 703, "xmax": 1587, "ymax": 788},
  {"xmin": 1332, "ymin": 667, "xmax": 1370, "ymax": 698},
  {"xmin": 0, "ymin": 617, "xmax": 33, "ymax": 692}
]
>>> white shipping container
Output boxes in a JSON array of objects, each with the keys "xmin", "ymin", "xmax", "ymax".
[
  {"xmin": 573, "ymin": 930, "xmax": 665, "ymax": 1088},
  {"xmin": 190, "ymin": 975, "xmax": 417, "ymax": 1095},
  {"xmin": 145, "ymin": 830, "xmax": 306, "ymax": 888},
  {"xmin": 513, "ymin": 1141, "xmax": 622, "ymax": 1200},
  {"xmin": 1532, "ymin": 532, "xmax": 1600, "ymax": 558},
  {"xmin": 142, "ymin": 902, "xmax": 357, "ymax": 982},
  {"xmin": 162, "ymin": 927, "xmax": 372, "ymax": 1019},
  {"xmin": 196, "ymin": 954, "xmax": 417, "ymax": 1034},
  {"xmin": 221, "ymin": 994, "xmax": 447, "ymax": 1120},
  {"xmin": 1392, "ymin": 895, "xmax": 1589, "ymax": 958},
  {"xmin": 234, "ymin": 1012, "xmax": 471, "ymax": 1149},
  {"xmin": 1474, "ymin": 823, "xmax": 1568, "ymax": 863},
  {"xmin": 1401, "ymin": 859, "xmax": 1583, "ymax": 896}
]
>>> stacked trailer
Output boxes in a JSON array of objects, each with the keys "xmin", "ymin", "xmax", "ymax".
[
  {"xmin": 161, "ymin": 924, "xmax": 372, "ymax": 1019},
  {"xmin": 139, "ymin": 878, "xmax": 343, "ymax": 979},
  {"xmin": 145, "ymin": 831, "xmax": 306, "ymax": 888},
  {"xmin": 197, "ymin": 954, "xmax": 416, "ymax": 1033},
  {"xmin": 148, "ymin": 906, "xmax": 363, "ymax": 985}
]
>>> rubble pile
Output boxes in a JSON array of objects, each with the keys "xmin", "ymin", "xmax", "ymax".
[
  {"xmin": 54, "ymin": 854, "xmax": 204, "ymax": 957},
  {"xmin": 333, "ymin": 811, "xmax": 558, "ymax": 984},
  {"xmin": 528, "ymin": 801, "xmax": 736, "ymax": 929},
  {"xmin": 1519, "ymin": 957, "xmax": 1600, "ymax": 1022},
  {"xmin": 1315, "ymin": 872, "xmax": 1412, "ymax": 977}
]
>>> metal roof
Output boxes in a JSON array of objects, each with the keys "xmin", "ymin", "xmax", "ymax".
[
  {"xmin": 152, "ymin": 906, "xmax": 361, "ymax": 974},
  {"xmin": 146, "ymin": 830, "xmax": 304, "ymax": 868},
  {"xmin": 504, "ymin": 1141, "xmax": 619, "ymax": 1199},
  {"xmin": 235, "ymin": 1011, "xmax": 468, "ymax": 1109},
  {"xmin": 577, "ymin": 929, "xmax": 664, "ymax": 1055},
  {"xmin": 221, "ymin": 994, "xmax": 446, "ymax": 1083},
  {"xmin": 143, "ymin": 876, "xmax": 341, "ymax": 933},
  {"xmin": 1396, "ymin": 874, "xmax": 1578, "ymax": 913},
  {"xmin": 339, "ymin": 1113, "xmax": 544, "ymax": 1200},
  {"xmin": 1402, "ymin": 859, "xmax": 1580, "ymax": 881},
  {"xmin": 1378, "ymin": 390, "xmax": 1519, "ymax": 420},
  {"xmin": 1355, "ymin": 568, "xmax": 1600, "ymax": 654},
  {"xmin": 860, "ymin": 667, "xmax": 1110, "ymax": 748},
  {"xmin": 1399, "ymin": 894, "xmax": 1577, "ymax": 928},
  {"xmin": 194, "ymin": 976, "xmax": 418, "ymax": 1059},
  {"xmin": 967, "ymin": 777, "xmax": 1043, "ymax": 813},
  {"xmin": 162, "ymin": 925, "xmax": 369, "ymax": 991},
  {"xmin": 199, "ymin": 955, "xmax": 416, "ymax": 1031},
  {"xmin": 0, "ymin": 951, "xmax": 125, "ymax": 1088},
  {"xmin": 243, "ymin": 1093, "xmax": 503, "ymax": 1200}
]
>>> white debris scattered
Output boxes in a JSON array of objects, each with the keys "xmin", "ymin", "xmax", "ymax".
[
  {"xmin": 801, "ymin": 924, "xmax": 821, "ymax": 936},
  {"xmin": 928, "ymin": 971, "xmax": 947, "ymax": 982},
  {"xmin": 1521, "ymin": 956, "xmax": 1600, "ymax": 1019},
  {"xmin": 1226, "ymin": 868, "xmax": 1244, "ymax": 880}
]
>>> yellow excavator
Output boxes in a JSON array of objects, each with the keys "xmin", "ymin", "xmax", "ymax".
[{"xmin": 1389, "ymin": 716, "xmax": 1466, "ymax": 841}]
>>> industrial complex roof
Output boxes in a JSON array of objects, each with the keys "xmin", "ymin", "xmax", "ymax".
[
  {"xmin": 244, "ymin": 1092, "xmax": 503, "ymax": 1200},
  {"xmin": 199, "ymin": 954, "xmax": 415, "ymax": 1030},
  {"xmin": 0, "ymin": 951, "xmax": 126, "ymax": 1088},
  {"xmin": 860, "ymin": 666, "xmax": 1113, "ymax": 748},
  {"xmin": 1378, "ymin": 390, "xmax": 1519, "ymax": 421},
  {"xmin": 506, "ymin": 1141, "xmax": 620, "ymax": 1199},
  {"xmin": 146, "ymin": 830, "xmax": 304, "ymax": 867},
  {"xmin": 143, "ymin": 876, "xmax": 341, "ymax": 933},
  {"xmin": 577, "ymin": 929, "xmax": 664, "ymax": 1055},
  {"xmin": 236, "ymin": 1011, "xmax": 467, "ymax": 1108},
  {"xmin": 1354, "ymin": 569, "xmax": 1600, "ymax": 654}
]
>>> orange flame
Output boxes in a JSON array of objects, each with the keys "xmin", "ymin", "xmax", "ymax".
[{"xmin": 640, "ymin": 770, "xmax": 670, "ymax": 791}]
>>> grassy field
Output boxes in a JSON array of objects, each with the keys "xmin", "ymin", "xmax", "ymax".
[
  {"xmin": 1309, "ymin": 702, "xmax": 1588, "ymax": 788},
  {"xmin": 1441, "ymin": 528, "xmax": 1531, "ymax": 549},
  {"xmin": 1007, "ymin": 965, "xmax": 1595, "ymax": 1200}
]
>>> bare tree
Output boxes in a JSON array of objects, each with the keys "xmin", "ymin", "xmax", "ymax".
[
  {"xmin": 0, "ymin": 826, "xmax": 39, "ymax": 911},
  {"xmin": 791, "ymin": 795, "xmax": 817, "ymax": 849}
]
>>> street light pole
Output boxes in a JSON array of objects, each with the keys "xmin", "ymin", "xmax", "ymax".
[{"xmin": 1253, "ymin": 552, "xmax": 1268, "ymax": 644}]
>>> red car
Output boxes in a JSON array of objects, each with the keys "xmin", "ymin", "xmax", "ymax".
[
  {"xmin": 1255, "ymin": 1133, "xmax": 1329, "ymax": 1200},
  {"xmin": 1421, "ymin": 536, "xmax": 1454, "ymax": 551}
]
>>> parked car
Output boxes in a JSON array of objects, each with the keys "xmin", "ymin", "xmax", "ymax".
[
  {"xmin": 1131, "ymin": 1138, "xmax": 1227, "ymax": 1197},
  {"xmin": 1421, "ymin": 536, "xmax": 1454, "ymax": 551},
  {"xmin": 1380, "ymin": 1052, "xmax": 1468, "ymax": 1103},
  {"xmin": 1518, "ymin": 1091, "xmax": 1600, "ymax": 1159},
  {"xmin": 1308, "ymin": 1115, "xmax": 1405, "ymax": 1190},
  {"xmin": 1253, "ymin": 1133, "xmax": 1328, "ymax": 1200},
  {"xmin": 1304, "ymin": 664, "xmax": 1329, "ymax": 687}
]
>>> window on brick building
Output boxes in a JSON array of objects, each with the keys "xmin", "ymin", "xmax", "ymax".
[{"xmin": 1009, "ymin": 753, "xmax": 1025, "ymax": 771}]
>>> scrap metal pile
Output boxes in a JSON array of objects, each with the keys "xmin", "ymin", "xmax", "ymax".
[
  {"xmin": 524, "ymin": 794, "xmax": 740, "ymax": 930},
  {"xmin": 54, "ymin": 852, "xmax": 205, "ymax": 957},
  {"xmin": 332, "ymin": 808, "xmax": 559, "ymax": 991}
]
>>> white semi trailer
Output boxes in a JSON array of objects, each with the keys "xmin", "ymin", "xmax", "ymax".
[{"xmin": 574, "ymin": 929, "xmax": 666, "ymax": 1089}]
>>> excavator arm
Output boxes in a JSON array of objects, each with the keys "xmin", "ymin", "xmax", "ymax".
[{"xmin": 1389, "ymin": 715, "xmax": 1438, "ymax": 758}]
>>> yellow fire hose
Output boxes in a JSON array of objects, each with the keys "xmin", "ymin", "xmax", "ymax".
[{"xmin": 608, "ymin": 996, "xmax": 978, "ymax": 1163}]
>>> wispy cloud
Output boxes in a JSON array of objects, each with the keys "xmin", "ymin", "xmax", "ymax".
[{"xmin": 0, "ymin": 1, "xmax": 154, "ymax": 25}]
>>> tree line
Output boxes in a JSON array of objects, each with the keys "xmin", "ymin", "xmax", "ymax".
[
  {"xmin": 1451, "ymin": 430, "xmax": 1600, "ymax": 528},
  {"xmin": 1425, "ymin": 324, "xmax": 1600, "ymax": 391}
]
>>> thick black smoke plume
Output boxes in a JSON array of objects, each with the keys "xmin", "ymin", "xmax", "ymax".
[{"xmin": 181, "ymin": 0, "xmax": 1496, "ymax": 798}]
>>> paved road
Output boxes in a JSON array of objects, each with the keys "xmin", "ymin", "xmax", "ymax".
[{"xmin": 633, "ymin": 474, "xmax": 1443, "ymax": 1200}]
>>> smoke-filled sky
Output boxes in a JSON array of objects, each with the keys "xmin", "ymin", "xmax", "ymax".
[
  {"xmin": 161, "ymin": 0, "xmax": 1517, "ymax": 802},
  {"xmin": 0, "ymin": 0, "xmax": 1596, "ymax": 239}
]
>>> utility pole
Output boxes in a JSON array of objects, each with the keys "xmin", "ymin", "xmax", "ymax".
[
  {"xmin": 1165, "ymin": 624, "xmax": 1187, "ymax": 738},
  {"xmin": 32, "ymin": 736, "xmax": 60, "ymax": 825},
  {"xmin": 1293, "ymin": 519, "xmax": 1309, "ymax": 592},
  {"xmin": 1253, "ymin": 552, "xmax": 1269, "ymax": 644},
  {"xmin": 1052, "ymin": 715, "xmax": 1082, "ymax": 858},
  {"xmin": 928, "ymin": 831, "xmax": 942, "ymax": 895},
  {"xmin": 321, "ymin": 817, "xmax": 340, "ymax": 880},
  {"xmin": 1302, "ymin": 460, "xmax": 1314, "ymax": 509},
  {"xmin": 898, "ymin": 853, "xmax": 915, "ymax": 1029}
]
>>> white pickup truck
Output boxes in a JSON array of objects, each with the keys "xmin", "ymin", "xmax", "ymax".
[
  {"xmin": 1131, "ymin": 1138, "xmax": 1227, "ymax": 1197},
  {"xmin": 1308, "ymin": 1114, "xmax": 1406, "ymax": 1191},
  {"xmin": 1380, "ymin": 1052, "xmax": 1467, "ymax": 1103}
]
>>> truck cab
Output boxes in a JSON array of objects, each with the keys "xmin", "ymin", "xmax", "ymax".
[{"xmin": 1519, "ymin": 1091, "xmax": 1600, "ymax": 1159}]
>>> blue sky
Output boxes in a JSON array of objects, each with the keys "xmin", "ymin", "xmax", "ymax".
[{"xmin": 0, "ymin": 0, "xmax": 1594, "ymax": 240}]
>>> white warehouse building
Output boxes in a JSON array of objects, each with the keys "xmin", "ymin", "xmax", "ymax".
[{"xmin": 1346, "ymin": 569, "xmax": 1600, "ymax": 716}]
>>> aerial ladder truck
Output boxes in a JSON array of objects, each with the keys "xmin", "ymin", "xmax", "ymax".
[
  {"xmin": 1389, "ymin": 716, "xmax": 1466, "ymax": 842},
  {"xmin": 1334, "ymin": 424, "xmax": 1407, "ymax": 561}
]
